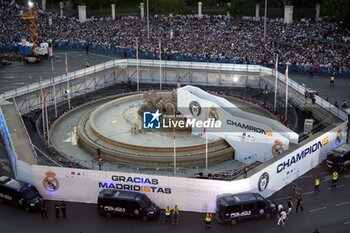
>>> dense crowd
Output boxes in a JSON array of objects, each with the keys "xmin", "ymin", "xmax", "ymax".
[{"xmin": 1, "ymin": 1, "xmax": 350, "ymax": 73}]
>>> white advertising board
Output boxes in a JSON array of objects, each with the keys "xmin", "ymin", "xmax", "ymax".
[
  {"xmin": 177, "ymin": 86, "xmax": 290, "ymax": 162},
  {"xmin": 25, "ymin": 165, "xmax": 249, "ymax": 213},
  {"xmin": 249, "ymin": 122, "xmax": 347, "ymax": 197},
  {"xmin": 0, "ymin": 108, "xmax": 18, "ymax": 176},
  {"xmin": 14, "ymin": 122, "xmax": 346, "ymax": 213}
]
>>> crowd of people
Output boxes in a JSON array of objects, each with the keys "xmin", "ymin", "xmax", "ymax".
[{"xmin": 1, "ymin": 1, "xmax": 350, "ymax": 74}]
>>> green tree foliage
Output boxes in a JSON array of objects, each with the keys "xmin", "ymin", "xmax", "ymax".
[
  {"xmin": 322, "ymin": 0, "xmax": 350, "ymax": 22},
  {"xmin": 228, "ymin": 0, "xmax": 255, "ymax": 16},
  {"xmin": 150, "ymin": 0, "xmax": 186, "ymax": 14}
]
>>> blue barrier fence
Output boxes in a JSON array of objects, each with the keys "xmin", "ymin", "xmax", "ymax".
[{"xmin": 1, "ymin": 43, "xmax": 349, "ymax": 76}]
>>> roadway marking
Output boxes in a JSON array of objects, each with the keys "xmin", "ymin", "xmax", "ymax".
[
  {"xmin": 336, "ymin": 201, "xmax": 350, "ymax": 207},
  {"xmin": 303, "ymin": 191, "xmax": 314, "ymax": 195},
  {"xmin": 327, "ymin": 184, "xmax": 345, "ymax": 190},
  {"xmin": 0, "ymin": 159, "xmax": 11, "ymax": 173},
  {"xmin": 299, "ymin": 175, "xmax": 313, "ymax": 179},
  {"xmin": 345, "ymin": 221, "xmax": 350, "ymax": 225},
  {"xmin": 309, "ymin": 206, "xmax": 327, "ymax": 212}
]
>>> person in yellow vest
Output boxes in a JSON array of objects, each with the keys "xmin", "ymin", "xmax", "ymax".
[
  {"xmin": 330, "ymin": 76, "xmax": 335, "ymax": 87},
  {"xmin": 314, "ymin": 177, "xmax": 320, "ymax": 192},
  {"xmin": 331, "ymin": 171, "xmax": 338, "ymax": 188},
  {"xmin": 165, "ymin": 206, "xmax": 171, "ymax": 223},
  {"xmin": 205, "ymin": 213, "xmax": 213, "ymax": 230},
  {"xmin": 172, "ymin": 205, "xmax": 179, "ymax": 224}
]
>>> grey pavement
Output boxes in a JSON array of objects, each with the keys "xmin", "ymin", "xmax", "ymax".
[{"xmin": 1, "ymin": 53, "xmax": 350, "ymax": 233}]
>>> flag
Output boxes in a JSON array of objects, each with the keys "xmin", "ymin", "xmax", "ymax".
[
  {"xmin": 64, "ymin": 52, "xmax": 68, "ymax": 76},
  {"xmin": 274, "ymin": 54, "xmax": 278, "ymax": 78},
  {"xmin": 159, "ymin": 38, "xmax": 161, "ymax": 59},
  {"xmin": 273, "ymin": 54, "xmax": 278, "ymax": 112},
  {"xmin": 136, "ymin": 42, "xmax": 139, "ymax": 60},
  {"xmin": 284, "ymin": 64, "xmax": 289, "ymax": 119},
  {"xmin": 51, "ymin": 59, "xmax": 55, "ymax": 83},
  {"xmin": 173, "ymin": 124, "xmax": 176, "ymax": 140}
]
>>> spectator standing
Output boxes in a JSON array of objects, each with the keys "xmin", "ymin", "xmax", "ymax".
[
  {"xmin": 278, "ymin": 203, "xmax": 283, "ymax": 214},
  {"xmin": 172, "ymin": 205, "xmax": 179, "ymax": 224},
  {"xmin": 295, "ymin": 195, "xmax": 304, "ymax": 213},
  {"xmin": 54, "ymin": 202, "xmax": 60, "ymax": 218},
  {"xmin": 243, "ymin": 166, "xmax": 248, "ymax": 178},
  {"xmin": 40, "ymin": 201, "xmax": 48, "ymax": 219},
  {"xmin": 287, "ymin": 198, "xmax": 293, "ymax": 216},
  {"xmin": 158, "ymin": 209, "xmax": 165, "ymax": 224},
  {"xmin": 60, "ymin": 201, "xmax": 67, "ymax": 218},
  {"xmin": 277, "ymin": 209, "xmax": 287, "ymax": 227}
]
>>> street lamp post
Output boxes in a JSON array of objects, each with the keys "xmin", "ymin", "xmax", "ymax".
[
  {"xmin": 263, "ymin": 0, "xmax": 267, "ymax": 41},
  {"xmin": 147, "ymin": 0, "xmax": 149, "ymax": 40}
]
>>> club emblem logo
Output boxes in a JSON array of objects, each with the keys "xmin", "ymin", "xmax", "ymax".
[
  {"xmin": 258, "ymin": 172, "xmax": 269, "ymax": 192},
  {"xmin": 43, "ymin": 170, "xmax": 59, "ymax": 192},
  {"xmin": 189, "ymin": 101, "xmax": 201, "ymax": 117}
]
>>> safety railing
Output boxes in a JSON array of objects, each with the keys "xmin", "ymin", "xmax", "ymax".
[{"xmin": 1, "ymin": 59, "xmax": 348, "ymax": 121}]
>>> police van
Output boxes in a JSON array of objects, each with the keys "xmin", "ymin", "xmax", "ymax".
[
  {"xmin": 326, "ymin": 144, "xmax": 350, "ymax": 172},
  {"xmin": 97, "ymin": 189, "xmax": 160, "ymax": 221},
  {"xmin": 216, "ymin": 192, "xmax": 277, "ymax": 224},
  {"xmin": 0, "ymin": 176, "xmax": 43, "ymax": 212}
]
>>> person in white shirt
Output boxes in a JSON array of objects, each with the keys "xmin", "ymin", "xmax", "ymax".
[{"xmin": 277, "ymin": 210, "xmax": 287, "ymax": 227}]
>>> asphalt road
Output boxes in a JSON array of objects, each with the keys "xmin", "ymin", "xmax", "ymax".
[
  {"xmin": 1, "ymin": 52, "xmax": 350, "ymax": 233},
  {"xmin": 0, "ymin": 51, "xmax": 113, "ymax": 94}
]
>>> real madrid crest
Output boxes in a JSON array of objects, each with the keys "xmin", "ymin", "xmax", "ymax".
[
  {"xmin": 43, "ymin": 170, "xmax": 59, "ymax": 192},
  {"xmin": 189, "ymin": 101, "xmax": 201, "ymax": 117},
  {"xmin": 208, "ymin": 106, "xmax": 219, "ymax": 121},
  {"xmin": 271, "ymin": 139, "xmax": 284, "ymax": 156}
]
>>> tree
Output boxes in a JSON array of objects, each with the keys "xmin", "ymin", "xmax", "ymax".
[
  {"xmin": 322, "ymin": 0, "xmax": 350, "ymax": 22},
  {"xmin": 229, "ymin": 0, "xmax": 255, "ymax": 17},
  {"xmin": 150, "ymin": 0, "xmax": 186, "ymax": 15}
]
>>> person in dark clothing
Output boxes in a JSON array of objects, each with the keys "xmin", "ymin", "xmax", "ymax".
[
  {"xmin": 295, "ymin": 195, "xmax": 303, "ymax": 213},
  {"xmin": 55, "ymin": 202, "xmax": 60, "ymax": 218},
  {"xmin": 60, "ymin": 201, "xmax": 67, "ymax": 218},
  {"xmin": 40, "ymin": 201, "xmax": 48, "ymax": 219},
  {"xmin": 85, "ymin": 44, "xmax": 89, "ymax": 54}
]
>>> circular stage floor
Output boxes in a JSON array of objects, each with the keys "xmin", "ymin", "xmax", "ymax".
[{"xmin": 50, "ymin": 92, "xmax": 275, "ymax": 176}]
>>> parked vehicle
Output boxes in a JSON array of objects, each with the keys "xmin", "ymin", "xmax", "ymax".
[
  {"xmin": 97, "ymin": 189, "xmax": 159, "ymax": 221},
  {"xmin": 326, "ymin": 144, "xmax": 350, "ymax": 172},
  {"xmin": 216, "ymin": 192, "xmax": 277, "ymax": 225},
  {"xmin": 0, "ymin": 176, "xmax": 43, "ymax": 212}
]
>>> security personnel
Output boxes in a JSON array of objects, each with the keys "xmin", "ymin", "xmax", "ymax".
[
  {"xmin": 86, "ymin": 60, "xmax": 90, "ymax": 68},
  {"xmin": 314, "ymin": 177, "xmax": 320, "ymax": 192},
  {"xmin": 205, "ymin": 213, "xmax": 213, "ymax": 230},
  {"xmin": 172, "ymin": 205, "xmax": 179, "ymax": 224},
  {"xmin": 165, "ymin": 206, "xmax": 171, "ymax": 223},
  {"xmin": 331, "ymin": 170, "xmax": 338, "ymax": 188},
  {"xmin": 40, "ymin": 201, "xmax": 48, "ymax": 219},
  {"xmin": 330, "ymin": 76, "xmax": 335, "ymax": 87}
]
